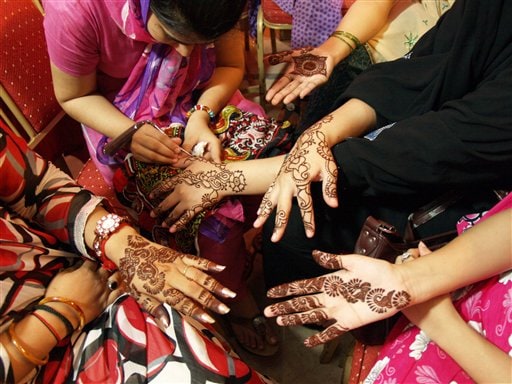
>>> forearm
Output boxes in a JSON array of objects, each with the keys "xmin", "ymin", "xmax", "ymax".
[
  {"xmin": 401, "ymin": 209, "xmax": 512, "ymax": 304},
  {"xmin": 407, "ymin": 300, "xmax": 512, "ymax": 383},
  {"xmin": 58, "ymin": 93, "xmax": 134, "ymax": 139},
  {"xmin": 224, "ymin": 156, "xmax": 285, "ymax": 196},
  {"xmin": 320, "ymin": 98, "xmax": 377, "ymax": 146},
  {"xmin": 195, "ymin": 66, "xmax": 244, "ymax": 114},
  {"xmin": 322, "ymin": 0, "xmax": 394, "ymax": 65}
]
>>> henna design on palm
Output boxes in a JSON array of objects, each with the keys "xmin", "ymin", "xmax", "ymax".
[{"xmin": 291, "ymin": 53, "xmax": 327, "ymax": 77}]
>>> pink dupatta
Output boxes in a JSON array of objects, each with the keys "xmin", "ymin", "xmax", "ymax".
[{"xmin": 83, "ymin": 0, "xmax": 215, "ymax": 185}]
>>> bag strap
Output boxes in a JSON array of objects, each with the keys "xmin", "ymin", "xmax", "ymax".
[{"xmin": 404, "ymin": 190, "xmax": 462, "ymax": 242}]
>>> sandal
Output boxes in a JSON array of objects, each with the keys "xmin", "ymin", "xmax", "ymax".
[{"xmin": 227, "ymin": 314, "xmax": 279, "ymax": 357}]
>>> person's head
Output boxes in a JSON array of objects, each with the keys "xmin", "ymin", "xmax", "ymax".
[{"xmin": 147, "ymin": 0, "xmax": 247, "ymax": 56}]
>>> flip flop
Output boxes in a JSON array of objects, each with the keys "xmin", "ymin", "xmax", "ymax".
[{"xmin": 228, "ymin": 314, "xmax": 279, "ymax": 357}]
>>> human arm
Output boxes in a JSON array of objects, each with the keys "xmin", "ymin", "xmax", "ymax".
[
  {"xmin": 266, "ymin": 0, "xmax": 395, "ymax": 105},
  {"xmin": 264, "ymin": 208, "xmax": 512, "ymax": 353},
  {"xmin": 149, "ymin": 155, "xmax": 286, "ymax": 231},
  {"xmin": 182, "ymin": 29, "xmax": 246, "ymax": 162},
  {"xmin": 0, "ymin": 261, "xmax": 121, "ymax": 383},
  {"xmin": 399, "ymin": 242, "xmax": 512, "ymax": 383},
  {"xmin": 0, "ymin": 123, "xmax": 235, "ymax": 323},
  {"xmin": 49, "ymin": 65, "xmax": 183, "ymax": 164},
  {"xmin": 253, "ymin": 98, "xmax": 377, "ymax": 241}
]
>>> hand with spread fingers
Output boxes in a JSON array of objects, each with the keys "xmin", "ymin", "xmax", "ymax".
[
  {"xmin": 265, "ymin": 47, "xmax": 335, "ymax": 106},
  {"xmin": 254, "ymin": 116, "xmax": 339, "ymax": 242},
  {"xmin": 105, "ymin": 230, "xmax": 236, "ymax": 324},
  {"xmin": 264, "ymin": 250, "xmax": 411, "ymax": 347}
]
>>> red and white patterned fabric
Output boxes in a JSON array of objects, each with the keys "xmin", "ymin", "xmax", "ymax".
[
  {"xmin": 364, "ymin": 194, "xmax": 512, "ymax": 384},
  {"xmin": 0, "ymin": 121, "xmax": 273, "ymax": 383}
]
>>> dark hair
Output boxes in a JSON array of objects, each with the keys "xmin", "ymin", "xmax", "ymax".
[{"xmin": 150, "ymin": 0, "xmax": 248, "ymax": 41}]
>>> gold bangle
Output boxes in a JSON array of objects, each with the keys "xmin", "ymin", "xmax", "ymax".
[
  {"xmin": 332, "ymin": 30, "xmax": 361, "ymax": 48},
  {"xmin": 330, "ymin": 33, "xmax": 355, "ymax": 52},
  {"xmin": 39, "ymin": 297, "xmax": 85, "ymax": 331},
  {"xmin": 8, "ymin": 322, "xmax": 49, "ymax": 366}
]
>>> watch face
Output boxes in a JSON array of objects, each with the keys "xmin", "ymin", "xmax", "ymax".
[{"xmin": 97, "ymin": 214, "xmax": 122, "ymax": 236}]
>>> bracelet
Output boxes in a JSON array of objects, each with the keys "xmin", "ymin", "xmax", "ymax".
[
  {"xmin": 330, "ymin": 33, "xmax": 355, "ymax": 52},
  {"xmin": 33, "ymin": 304, "xmax": 75, "ymax": 337},
  {"xmin": 186, "ymin": 104, "xmax": 215, "ymax": 122},
  {"xmin": 331, "ymin": 30, "xmax": 361, "ymax": 49},
  {"xmin": 39, "ymin": 297, "xmax": 86, "ymax": 331},
  {"xmin": 8, "ymin": 322, "xmax": 49, "ymax": 365},
  {"xmin": 30, "ymin": 312, "xmax": 62, "ymax": 343},
  {"xmin": 74, "ymin": 196, "xmax": 104, "ymax": 258},
  {"xmin": 92, "ymin": 214, "xmax": 129, "ymax": 271},
  {"xmin": 103, "ymin": 120, "xmax": 163, "ymax": 156}
]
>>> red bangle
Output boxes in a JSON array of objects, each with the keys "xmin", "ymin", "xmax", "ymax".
[
  {"xmin": 92, "ymin": 214, "xmax": 129, "ymax": 271},
  {"xmin": 186, "ymin": 104, "xmax": 215, "ymax": 121},
  {"xmin": 30, "ymin": 312, "xmax": 62, "ymax": 343}
]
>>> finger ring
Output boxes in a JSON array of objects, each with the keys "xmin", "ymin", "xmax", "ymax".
[
  {"xmin": 107, "ymin": 280, "xmax": 119, "ymax": 291},
  {"xmin": 182, "ymin": 265, "xmax": 193, "ymax": 280},
  {"xmin": 400, "ymin": 252, "xmax": 412, "ymax": 262}
]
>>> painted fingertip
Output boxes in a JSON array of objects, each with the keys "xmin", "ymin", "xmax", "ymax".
[
  {"xmin": 200, "ymin": 313, "xmax": 215, "ymax": 324},
  {"xmin": 221, "ymin": 287, "xmax": 236, "ymax": 298},
  {"xmin": 217, "ymin": 303, "xmax": 230, "ymax": 314},
  {"xmin": 211, "ymin": 264, "xmax": 226, "ymax": 272}
]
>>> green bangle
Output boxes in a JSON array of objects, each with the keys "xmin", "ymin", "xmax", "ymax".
[{"xmin": 33, "ymin": 305, "xmax": 75, "ymax": 337}]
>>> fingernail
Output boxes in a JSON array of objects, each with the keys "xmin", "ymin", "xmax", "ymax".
[
  {"xmin": 154, "ymin": 305, "xmax": 170, "ymax": 328},
  {"xmin": 149, "ymin": 211, "xmax": 156, "ymax": 218},
  {"xmin": 221, "ymin": 288, "xmax": 236, "ymax": 298},
  {"xmin": 200, "ymin": 313, "xmax": 215, "ymax": 324},
  {"xmin": 211, "ymin": 264, "xmax": 226, "ymax": 272},
  {"xmin": 217, "ymin": 303, "xmax": 230, "ymax": 314}
]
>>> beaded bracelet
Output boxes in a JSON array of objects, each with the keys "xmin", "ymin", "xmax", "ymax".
[
  {"xmin": 39, "ymin": 297, "xmax": 86, "ymax": 331},
  {"xmin": 9, "ymin": 322, "xmax": 49, "ymax": 365},
  {"xmin": 30, "ymin": 312, "xmax": 62, "ymax": 343},
  {"xmin": 33, "ymin": 304, "xmax": 75, "ymax": 337},
  {"xmin": 186, "ymin": 104, "xmax": 215, "ymax": 122}
]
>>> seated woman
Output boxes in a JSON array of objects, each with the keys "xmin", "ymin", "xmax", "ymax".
[
  {"xmin": 263, "ymin": 193, "xmax": 512, "ymax": 383},
  {"xmin": 0, "ymin": 120, "xmax": 272, "ymax": 383},
  {"xmin": 43, "ymin": 0, "xmax": 284, "ymax": 355}
]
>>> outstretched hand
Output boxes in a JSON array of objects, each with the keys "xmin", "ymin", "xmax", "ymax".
[
  {"xmin": 115, "ymin": 233, "xmax": 236, "ymax": 324},
  {"xmin": 253, "ymin": 116, "xmax": 338, "ymax": 241},
  {"xmin": 264, "ymin": 250, "xmax": 411, "ymax": 347},
  {"xmin": 265, "ymin": 47, "xmax": 335, "ymax": 106}
]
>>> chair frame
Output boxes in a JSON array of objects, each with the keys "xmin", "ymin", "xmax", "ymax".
[{"xmin": 256, "ymin": 3, "xmax": 292, "ymax": 106}]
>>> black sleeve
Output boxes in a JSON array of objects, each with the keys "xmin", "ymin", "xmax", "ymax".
[{"xmin": 333, "ymin": 65, "xmax": 512, "ymax": 196}]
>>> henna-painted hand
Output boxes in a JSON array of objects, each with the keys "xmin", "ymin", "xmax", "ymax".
[
  {"xmin": 265, "ymin": 47, "xmax": 335, "ymax": 106},
  {"xmin": 114, "ymin": 234, "xmax": 237, "ymax": 324},
  {"xmin": 264, "ymin": 250, "xmax": 412, "ymax": 347},
  {"xmin": 253, "ymin": 116, "xmax": 338, "ymax": 241},
  {"xmin": 149, "ymin": 157, "xmax": 247, "ymax": 232}
]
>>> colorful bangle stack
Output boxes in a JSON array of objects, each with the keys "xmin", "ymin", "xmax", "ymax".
[
  {"xmin": 39, "ymin": 296, "xmax": 86, "ymax": 331},
  {"xmin": 92, "ymin": 214, "xmax": 129, "ymax": 271},
  {"xmin": 186, "ymin": 104, "xmax": 215, "ymax": 122},
  {"xmin": 30, "ymin": 312, "xmax": 62, "ymax": 343},
  {"xmin": 8, "ymin": 322, "xmax": 49, "ymax": 365},
  {"xmin": 330, "ymin": 30, "xmax": 361, "ymax": 52}
]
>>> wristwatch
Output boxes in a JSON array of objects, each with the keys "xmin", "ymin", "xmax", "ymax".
[{"xmin": 92, "ymin": 214, "xmax": 128, "ymax": 271}]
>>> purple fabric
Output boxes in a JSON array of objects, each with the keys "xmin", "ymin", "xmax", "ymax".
[{"xmin": 274, "ymin": 0, "xmax": 344, "ymax": 48}]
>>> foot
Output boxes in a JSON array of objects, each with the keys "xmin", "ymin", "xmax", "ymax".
[{"xmin": 229, "ymin": 314, "xmax": 279, "ymax": 356}]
